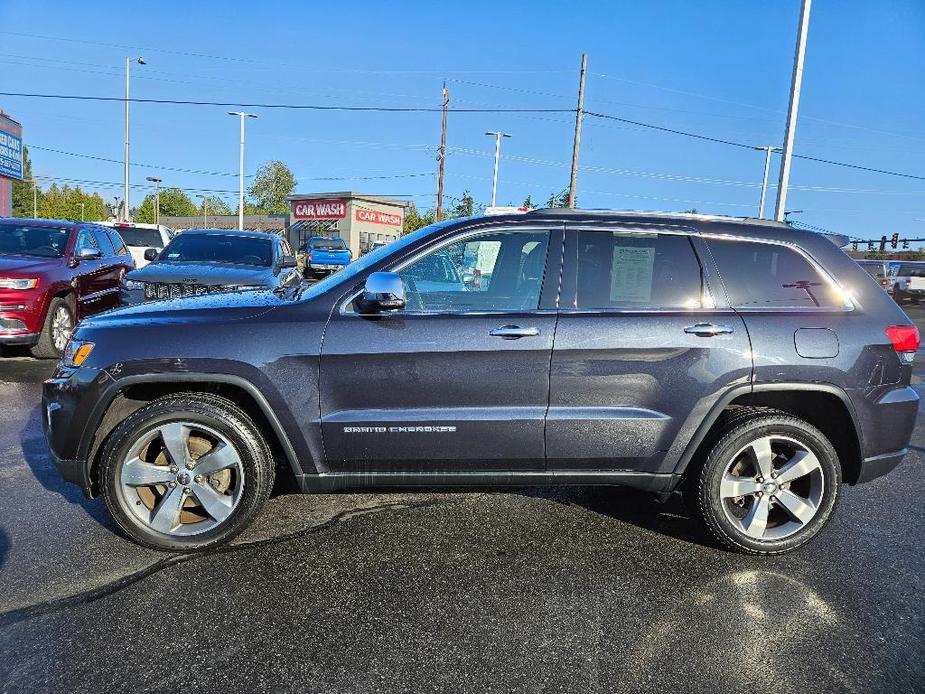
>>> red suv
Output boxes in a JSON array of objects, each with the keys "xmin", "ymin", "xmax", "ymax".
[{"xmin": 0, "ymin": 218, "xmax": 135, "ymax": 358}]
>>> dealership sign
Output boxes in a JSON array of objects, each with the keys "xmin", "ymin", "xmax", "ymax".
[
  {"xmin": 0, "ymin": 114, "xmax": 23, "ymax": 181},
  {"xmin": 355, "ymin": 207, "xmax": 402, "ymax": 226},
  {"xmin": 292, "ymin": 199, "xmax": 347, "ymax": 219}
]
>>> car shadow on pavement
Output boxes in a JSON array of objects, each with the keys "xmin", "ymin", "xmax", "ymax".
[
  {"xmin": 521, "ymin": 485, "xmax": 715, "ymax": 549},
  {"xmin": 19, "ymin": 405, "xmax": 114, "ymax": 531}
]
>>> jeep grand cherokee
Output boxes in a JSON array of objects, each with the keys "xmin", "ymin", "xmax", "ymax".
[{"xmin": 43, "ymin": 210, "xmax": 919, "ymax": 554}]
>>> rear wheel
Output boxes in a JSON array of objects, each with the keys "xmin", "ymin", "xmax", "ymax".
[
  {"xmin": 692, "ymin": 411, "xmax": 840, "ymax": 555},
  {"xmin": 30, "ymin": 295, "xmax": 74, "ymax": 359},
  {"xmin": 100, "ymin": 394, "xmax": 274, "ymax": 551}
]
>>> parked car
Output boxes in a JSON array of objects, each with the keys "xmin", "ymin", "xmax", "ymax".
[
  {"xmin": 120, "ymin": 228, "xmax": 300, "ymax": 305},
  {"xmin": 890, "ymin": 262, "xmax": 925, "ymax": 304},
  {"xmin": 97, "ymin": 221, "xmax": 173, "ymax": 269},
  {"xmin": 0, "ymin": 218, "xmax": 134, "ymax": 358},
  {"xmin": 303, "ymin": 236, "xmax": 351, "ymax": 278},
  {"xmin": 856, "ymin": 259, "xmax": 893, "ymax": 295},
  {"xmin": 44, "ymin": 210, "xmax": 918, "ymax": 555}
]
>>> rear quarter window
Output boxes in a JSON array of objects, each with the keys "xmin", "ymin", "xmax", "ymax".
[{"xmin": 708, "ymin": 238, "xmax": 846, "ymax": 309}]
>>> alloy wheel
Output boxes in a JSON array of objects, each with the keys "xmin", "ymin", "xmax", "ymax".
[
  {"xmin": 719, "ymin": 435, "xmax": 825, "ymax": 541},
  {"xmin": 51, "ymin": 306, "xmax": 73, "ymax": 352},
  {"xmin": 118, "ymin": 421, "xmax": 245, "ymax": 536}
]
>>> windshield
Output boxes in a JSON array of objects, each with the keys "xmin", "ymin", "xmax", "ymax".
[
  {"xmin": 115, "ymin": 226, "xmax": 163, "ymax": 248},
  {"xmin": 859, "ymin": 262, "xmax": 887, "ymax": 279},
  {"xmin": 299, "ymin": 220, "xmax": 456, "ymax": 300},
  {"xmin": 159, "ymin": 234, "xmax": 273, "ymax": 266},
  {"xmin": 310, "ymin": 238, "xmax": 347, "ymax": 251},
  {"xmin": 0, "ymin": 224, "xmax": 70, "ymax": 258}
]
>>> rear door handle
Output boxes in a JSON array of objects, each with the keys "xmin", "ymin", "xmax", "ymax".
[
  {"xmin": 489, "ymin": 325, "xmax": 540, "ymax": 339},
  {"xmin": 684, "ymin": 323, "xmax": 734, "ymax": 337}
]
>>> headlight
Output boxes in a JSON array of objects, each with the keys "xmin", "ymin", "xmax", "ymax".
[
  {"xmin": 61, "ymin": 339, "xmax": 95, "ymax": 368},
  {"xmin": 122, "ymin": 278, "xmax": 144, "ymax": 290},
  {"xmin": 0, "ymin": 278, "xmax": 39, "ymax": 290}
]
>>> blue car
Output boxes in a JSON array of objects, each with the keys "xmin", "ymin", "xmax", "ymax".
[{"xmin": 304, "ymin": 236, "xmax": 351, "ymax": 278}]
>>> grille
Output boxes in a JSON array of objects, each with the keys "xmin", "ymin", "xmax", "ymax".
[
  {"xmin": 142, "ymin": 283, "xmax": 226, "ymax": 301},
  {"xmin": 0, "ymin": 318, "xmax": 27, "ymax": 331}
]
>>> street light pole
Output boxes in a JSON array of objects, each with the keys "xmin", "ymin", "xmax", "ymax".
[
  {"xmin": 77, "ymin": 202, "xmax": 85, "ymax": 221},
  {"xmin": 774, "ymin": 0, "xmax": 812, "ymax": 222},
  {"xmin": 124, "ymin": 56, "xmax": 146, "ymax": 222},
  {"xmin": 755, "ymin": 146, "xmax": 782, "ymax": 218},
  {"xmin": 198, "ymin": 195, "xmax": 208, "ymax": 228},
  {"xmin": 228, "ymin": 112, "xmax": 257, "ymax": 230},
  {"xmin": 485, "ymin": 131, "xmax": 511, "ymax": 208},
  {"xmin": 146, "ymin": 176, "xmax": 162, "ymax": 225}
]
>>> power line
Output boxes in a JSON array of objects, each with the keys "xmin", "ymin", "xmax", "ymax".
[{"xmin": 0, "ymin": 91, "xmax": 573, "ymax": 113}]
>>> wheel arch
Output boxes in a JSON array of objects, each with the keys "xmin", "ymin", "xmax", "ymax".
[
  {"xmin": 675, "ymin": 383, "xmax": 864, "ymax": 486},
  {"xmin": 84, "ymin": 373, "xmax": 305, "ymax": 497}
]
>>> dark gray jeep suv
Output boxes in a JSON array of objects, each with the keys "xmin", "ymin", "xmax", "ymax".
[{"xmin": 43, "ymin": 210, "xmax": 919, "ymax": 554}]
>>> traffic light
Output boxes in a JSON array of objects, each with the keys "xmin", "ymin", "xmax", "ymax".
[
  {"xmin": 880, "ymin": 235, "xmax": 887, "ymax": 252},
  {"xmin": 904, "ymin": 240, "xmax": 910, "ymax": 250},
  {"xmin": 891, "ymin": 233, "xmax": 899, "ymax": 249},
  {"xmin": 868, "ymin": 241, "xmax": 875, "ymax": 251},
  {"xmin": 852, "ymin": 241, "xmax": 859, "ymax": 251}
]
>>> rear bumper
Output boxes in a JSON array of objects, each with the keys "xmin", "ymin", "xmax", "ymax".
[{"xmin": 857, "ymin": 449, "xmax": 907, "ymax": 483}]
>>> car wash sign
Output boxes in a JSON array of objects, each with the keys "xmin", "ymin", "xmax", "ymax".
[
  {"xmin": 292, "ymin": 199, "xmax": 347, "ymax": 220},
  {"xmin": 0, "ymin": 114, "xmax": 23, "ymax": 181},
  {"xmin": 355, "ymin": 207, "xmax": 403, "ymax": 227}
]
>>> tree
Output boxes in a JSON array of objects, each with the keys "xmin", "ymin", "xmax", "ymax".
[
  {"xmin": 12, "ymin": 146, "xmax": 38, "ymax": 217},
  {"xmin": 545, "ymin": 188, "xmax": 570, "ymax": 208},
  {"xmin": 448, "ymin": 190, "xmax": 475, "ymax": 218},
  {"xmin": 522, "ymin": 195, "xmax": 534, "ymax": 210},
  {"xmin": 199, "ymin": 195, "xmax": 231, "ymax": 216},
  {"xmin": 403, "ymin": 202, "xmax": 435, "ymax": 234},
  {"xmin": 135, "ymin": 188, "xmax": 198, "ymax": 222},
  {"xmin": 247, "ymin": 160, "xmax": 296, "ymax": 214}
]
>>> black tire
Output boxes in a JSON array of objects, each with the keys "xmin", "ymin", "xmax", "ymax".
[
  {"xmin": 894, "ymin": 286, "xmax": 906, "ymax": 305},
  {"xmin": 690, "ymin": 409, "xmax": 841, "ymax": 555},
  {"xmin": 100, "ymin": 393, "xmax": 274, "ymax": 552},
  {"xmin": 30, "ymin": 295, "xmax": 75, "ymax": 359}
]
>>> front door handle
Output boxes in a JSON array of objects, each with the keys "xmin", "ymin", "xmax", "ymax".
[
  {"xmin": 684, "ymin": 322, "xmax": 735, "ymax": 337},
  {"xmin": 489, "ymin": 325, "xmax": 540, "ymax": 339}
]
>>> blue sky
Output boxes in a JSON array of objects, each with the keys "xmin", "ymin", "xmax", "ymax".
[{"xmin": 0, "ymin": 0, "xmax": 923, "ymax": 239}]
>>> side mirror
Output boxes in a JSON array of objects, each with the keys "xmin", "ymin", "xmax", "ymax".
[
  {"xmin": 278, "ymin": 254, "xmax": 298, "ymax": 269},
  {"xmin": 360, "ymin": 271, "xmax": 406, "ymax": 312},
  {"xmin": 143, "ymin": 248, "xmax": 159, "ymax": 262},
  {"xmin": 75, "ymin": 247, "xmax": 102, "ymax": 261}
]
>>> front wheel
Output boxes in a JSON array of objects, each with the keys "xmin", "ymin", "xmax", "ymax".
[
  {"xmin": 691, "ymin": 410, "xmax": 841, "ymax": 555},
  {"xmin": 100, "ymin": 393, "xmax": 274, "ymax": 551}
]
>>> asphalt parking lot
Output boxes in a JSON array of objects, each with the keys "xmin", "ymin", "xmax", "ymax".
[{"xmin": 1, "ymin": 310, "xmax": 924, "ymax": 693}]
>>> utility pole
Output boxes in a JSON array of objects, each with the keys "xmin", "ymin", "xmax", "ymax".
[
  {"xmin": 77, "ymin": 202, "xmax": 85, "ymax": 221},
  {"xmin": 32, "ymin": 177, "xmax": 37, "ymax": 217},
  {"xmin": 755, "ymin": 146, "xmax": 782, "ymax": 218},
  {"xmin": 485, "ymin": 131, "xmax": 512, "ymax": 207},
  {"xmin": 436, "ymin": 84, "xmax": 448, "ymax": 221},
  {"xmin": 124, "ymin": 56, "xmax": 146, "ymax": 222},
  {"xmin": 568, "ymin": 53, "xmax": 587, "ymax": 209},
  {"xmin": 146, "ymin": 176, "xmax": 162, "ymax": 225},
  {"xmin": 198, "ymin": 195, "xmax": 208, "ymax": 228},
  {"xmin": 228, "ymin": 111, "xmax": 257, "ymax": 230},
  {"xmin": 148, "ymin": 178, "xmax": 162, "ymax": 225},
  {"xmin": 774, "ymin": 0, "xmax": 812, "ymax": 222}
]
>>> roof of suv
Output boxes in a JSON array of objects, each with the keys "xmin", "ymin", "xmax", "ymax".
[
  {"xmin": 175, "ymin": 228, "xmax": 279, "ymax": 239},
  {"xmin": 0, "ymin": 217, "xmax": 95, "ymax": 229},
  {"xmin": 474, "ymin": 208, "xmax": 848, "ymax": 247}
]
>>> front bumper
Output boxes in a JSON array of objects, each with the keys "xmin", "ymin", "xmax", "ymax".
[
  {"xmin": 0, "ymin": 330, "xmax": 39, "ymax": 346},
  {"xmin": 43, "ymin": 366, "xmax": 114, "ymax": 498}
]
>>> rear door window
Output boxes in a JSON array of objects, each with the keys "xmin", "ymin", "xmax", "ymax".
[
  {"xmin": 708, "ymin": 238, "xmax": 845, "ymax": 308},
  {"xmin": 575, "ymin": 231, "xmax": 705, "ymax": 309},
  {"xmin": 107, "ymin": 230, "xmax": 130, "ymax": 256}
]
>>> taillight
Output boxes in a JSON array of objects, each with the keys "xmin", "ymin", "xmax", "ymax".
[
  {"xmin": 886, "ymin": 325, "xmax": 919, "ymax": 362},
  {"xmin": 305, "ymin": 250, "xmax": 312, "ymax": 261}
]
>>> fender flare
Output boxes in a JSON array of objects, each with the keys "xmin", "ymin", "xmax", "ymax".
[
  {"xmin": 671, "ymin": 381, "xmax": 863, "ymax": 479},
  {"xmin": 81, "ymin": 372, "xmax": 305, "ymax": 478}
]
